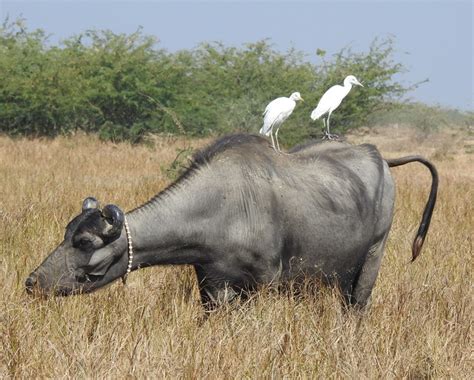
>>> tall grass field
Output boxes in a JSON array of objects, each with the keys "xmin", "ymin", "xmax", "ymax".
[{"xmin": 0, "ymin": 126, "xmax": 472, "ymax": 378}]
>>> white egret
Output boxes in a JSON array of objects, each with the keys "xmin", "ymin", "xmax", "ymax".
[
  {"xmin": 310, "ymin": 75, "xmax": 363, "ymax": 139},
  {"xmin": 259, "ymin": 92, "xmax": 304, "ymax": 152}
]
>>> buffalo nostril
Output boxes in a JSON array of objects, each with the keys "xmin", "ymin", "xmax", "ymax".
[{"xmin": 25, "ymin": 275, "xmax": 37, "ymax": 294}]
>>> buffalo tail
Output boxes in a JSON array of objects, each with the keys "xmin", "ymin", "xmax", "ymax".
[{"xmin": 386, "ymin": 156, "xmax": 439, "ymax": 261}]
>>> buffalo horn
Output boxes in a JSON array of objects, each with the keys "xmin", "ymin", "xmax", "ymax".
[
  {"xmin": 101, "ymin": 204, "xmax": 125, "ymax": 239},
  {"xmin": 82, "ymin": 197, "xmax": 100, "ymax": 211}
]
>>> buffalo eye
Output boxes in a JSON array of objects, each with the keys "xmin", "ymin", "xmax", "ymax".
[
  {"xmin": 80, "ymin": 237, "xmax": 91, "ymax": 246},
  {"xmin": 73, "ymin": 236, "xmax": 94, "ymax": 250}
]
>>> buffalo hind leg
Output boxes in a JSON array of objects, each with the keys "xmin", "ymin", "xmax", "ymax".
[{"xmin": 350, "ymin": 233, "xmax": 389, "ymax": 309}]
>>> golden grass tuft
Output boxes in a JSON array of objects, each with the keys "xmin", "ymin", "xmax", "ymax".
[{"xmin": 0, "ymin": 127, "xmax": 472, "ymax": 378}]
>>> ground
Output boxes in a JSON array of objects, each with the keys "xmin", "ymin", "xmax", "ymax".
[{"xmin": 0, "ymin": 125, "xmax": 472, "ymax": 378}]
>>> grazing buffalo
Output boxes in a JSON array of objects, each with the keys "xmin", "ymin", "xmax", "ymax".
[{"xmin": 25, "ymin": 134, "xmax": 438, "ymax": 309}]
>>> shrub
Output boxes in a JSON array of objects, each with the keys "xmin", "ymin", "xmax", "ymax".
[{"xmin": 1, "ymin": 18, "xmax": 416, "ymax": 144}]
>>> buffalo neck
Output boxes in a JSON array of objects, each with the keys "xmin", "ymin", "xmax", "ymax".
[{"xmin": 125, "ymin": 170, "xmax": 215, "ymax": 268}]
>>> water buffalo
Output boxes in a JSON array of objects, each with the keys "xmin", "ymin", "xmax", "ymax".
[{"xmin": 25, "ymin": 134, "xmax": 438, "ymax": 309}]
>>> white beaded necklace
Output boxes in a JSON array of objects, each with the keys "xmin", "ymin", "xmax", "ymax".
[{"xmin": 121, "ymin": 216, "xmax": 134, "ymax": 285}]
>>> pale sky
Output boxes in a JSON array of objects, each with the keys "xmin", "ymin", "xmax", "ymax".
[{"xmin": 1, "ymin": 0, "xmax": 473, "ymax": 110}]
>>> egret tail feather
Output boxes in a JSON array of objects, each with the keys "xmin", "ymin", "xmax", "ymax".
[{"xmin": 259, "ymin": 126, "xmax": 271, "ymax": 136}]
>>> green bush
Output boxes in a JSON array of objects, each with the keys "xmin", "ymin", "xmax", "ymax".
[{"xmin": 0, "ymin": 18, "xmax": 417, "ymax": 144}]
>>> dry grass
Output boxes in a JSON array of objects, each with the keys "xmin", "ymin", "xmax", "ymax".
[{"xmin": 0, "ymin": 127, "xmax": 472, "ymax": 378}]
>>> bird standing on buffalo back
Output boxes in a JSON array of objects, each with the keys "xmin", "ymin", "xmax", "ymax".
[
  {"xmin": 259, "ymin": 92, "xmax": 304, "ymax": 152},
  {"xmin": 310, "ymin": 75, "xmax": 363, "ymax": 139}
]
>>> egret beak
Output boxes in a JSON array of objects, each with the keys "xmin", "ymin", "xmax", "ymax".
[
  {"xmin": 300, "ymin": 97, "xmax": 305, "ymax": 102},
  {"xmin": 356, "ymin": 81, "xmax": 364, "ymax": 87}
]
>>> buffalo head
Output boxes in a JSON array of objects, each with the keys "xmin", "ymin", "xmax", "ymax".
[{"xmin": 25, "ymin": 197, "xmax": 129, "ymax": 296}]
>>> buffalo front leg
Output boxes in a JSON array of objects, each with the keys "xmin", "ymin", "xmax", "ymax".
[
  {"xmin": 194, "ymin": 265, "xmax": 238, "ymax": 312},
  {"xmin": 200, "ymin": 285, "xmax": 238, "ymax": 312}
]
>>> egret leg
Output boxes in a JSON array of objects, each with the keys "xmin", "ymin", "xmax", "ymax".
[
  {"xmin": 325, "ymin": 112, "xmax": 339, "ymax": 140},
  {"xmin": 275, "ymin": 129, "xmax": 281, "ymax": 152},
  {"xmin": 270, "ymin": 131, "xmax": 278, "ymax": 152},
  {"xmin": 322, "ymin": 118, "xmax": 328, "ymax": 140},
  {"xmin": 275, "ymin": 129, "xmax": 290, "ymax": 155}
]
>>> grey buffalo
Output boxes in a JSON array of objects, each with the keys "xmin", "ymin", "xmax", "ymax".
[{"xmin": 25, "ymin": 134, "xmax": 438, "ymax": 310}]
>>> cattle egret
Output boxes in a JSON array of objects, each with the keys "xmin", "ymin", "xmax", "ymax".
[
  {"xmin": 310, "ymin": 75, "xmax": 363, "ymax": 139},
  {"xmin": 259, "ymin": 92, "xmax": 304, "ymax": 152}
]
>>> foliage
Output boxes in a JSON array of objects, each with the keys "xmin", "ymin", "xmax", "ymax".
[
  {"xmin": 1, "ymin": 18, "xmax": 416, "ymax": 144},
  {"xmin": 367, "ymin": 102, "xmax": 474, "ymax": 131},
  {"xmin": 163, "ymin": 146, "xmax": 196, "ymax": 181}
]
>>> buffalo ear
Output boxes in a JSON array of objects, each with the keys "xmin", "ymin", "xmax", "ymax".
[
  {"xmin": 101, "ymin": 204, "xmax": 124, "ymax": 240},
  {"xmin": 86, "ymin": 248, "xmax": 116, "ymax": 276},
  {"xmin": 82, "ymin": 197, "xmax": 100, "ymax": 211}
]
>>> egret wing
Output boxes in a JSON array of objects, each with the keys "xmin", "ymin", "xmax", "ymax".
[
  {"xmin": 310, "ymin": 85, "xmax": 343, "ymax": 120},
  {"xmin": 260, "ymin": 97, "xmax": 295, "ymax": 135}
]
